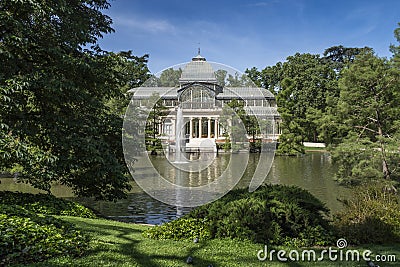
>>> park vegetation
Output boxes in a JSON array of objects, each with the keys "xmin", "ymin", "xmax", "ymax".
[
  {"xmin": 0, "ymin": 0, "xmax": 149, "ymax": 201},
  {"xmin": 145, "ymin": 184, "xmax": 400, "ymax": 247},
  {"xmin": 0, "ymin": 191, "xmax": 96, "ymax": 265},
  {"xmin": 246, "ymin": 28, "xmax": 400, "ymax": 188},
  {"xmin": 1, "ymin": 0, "xmax": 400, "ymax": 265},
  {"xmin": 144, "ymin": 185, "xmax": 335, "ymax": 247}
]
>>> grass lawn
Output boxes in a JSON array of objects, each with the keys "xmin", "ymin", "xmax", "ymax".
[{"xmin": 14, "ymin": 216, "xmax": 399, "ymax": 267}]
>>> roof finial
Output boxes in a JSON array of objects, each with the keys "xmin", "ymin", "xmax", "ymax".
[{"xmin": 192, "ymin": 43, "xmax": 206, "ymax": 61}]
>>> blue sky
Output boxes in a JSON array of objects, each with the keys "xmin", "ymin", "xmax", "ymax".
[{"xmin": 99, "ymin": 0, "xmax": 400, "ymax": 73}]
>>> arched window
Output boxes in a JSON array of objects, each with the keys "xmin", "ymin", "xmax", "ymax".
[{"xmin": 179, "ymin": 85, "xmax": 215, "ymax": 109}]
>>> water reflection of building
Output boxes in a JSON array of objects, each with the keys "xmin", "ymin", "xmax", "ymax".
[{"xmin": 130, "ymin": 52, "xmax": 281, "ymax": 151}]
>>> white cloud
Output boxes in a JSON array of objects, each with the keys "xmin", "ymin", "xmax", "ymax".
[
  {"xmin": 114, "ymin": 16, "xmax": 176, "ymax": 34},
  {"xmin": 245, "ymin": 0, "xmax": 280, "ymax": 7}
]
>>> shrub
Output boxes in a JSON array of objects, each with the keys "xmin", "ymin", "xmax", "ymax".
[
  {"xmin": 334, "ymin": 183, "xmax": 400, "ymax": 245},
  {"xmin": 145, "ymin": 185, "xmax": 335, "ymax": 246},
  {"xmin": 143, "ymin": 218, "xmax": 210, "ymax": 241},
  {"xmin": 0, "ymin": 204, "xmax": 89, "ymax": 265},
  {"xmin": 0, "ymin": 191, "xmax": 96, "ymax": 218}
]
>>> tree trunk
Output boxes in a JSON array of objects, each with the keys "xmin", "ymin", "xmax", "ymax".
[{"xmin": 376, "ymin": 112, "xmax": 390, "ymax": 179}]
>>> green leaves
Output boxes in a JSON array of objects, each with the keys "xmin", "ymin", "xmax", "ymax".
[
  {"xmin": 0, "ymin": 204, "xmax": 90, "ymax": 265},
  {"xmin": 158, "ymin": 68, "xmax": 182, "ymax": 87},
  {"xmin": 0, "ymin": 191, "xmax": 97, "ymax": 218},
  {"xmin": 0, "ymin": 192, "xmax": 95, "ymax": 264},
  {"xmin": 250, "ymin": 46, "xmax": 380, "ymax": 154},
  {"xmin": 332, "ymin": 134, "xmax": 381, "ymax": 184},
  {"xmin": 0, "ymin": 1, "xmax": 149, "ymax": 200},
  {"xmin": 143, "ymin": 218, "xmax": 210, "ymax": 241},
  {"xmin": 334, "ymin": 183, "xmax": 400, "ymax": 244},
  {"xmin": 332, "ymin": 51, "xmax": 400, "ymax": 183},
  {"xmin": 273, "ymin": 53, "xmax": 340, "ymax": 153},
  {"xmin": 144, "ymin": 185, "xmax": 335, "ymax": 247},
  {"xmin": 144, "ymin": 92, "xmax": 167, "ymax": 152}
]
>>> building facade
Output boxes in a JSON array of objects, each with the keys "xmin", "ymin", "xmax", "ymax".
[{"xmin": 130, "ymin": 53, "xmax": 280, "ymax": 151}]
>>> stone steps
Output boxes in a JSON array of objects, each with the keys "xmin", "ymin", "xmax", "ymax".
[{"xmin": 185, "ymin": 138, "xmax": 216, "ymax": 152}]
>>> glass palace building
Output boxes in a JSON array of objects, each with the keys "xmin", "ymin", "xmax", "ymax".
[{"xmin": 129, "ymin": 53, "xmax": 281, "ymax": 152}]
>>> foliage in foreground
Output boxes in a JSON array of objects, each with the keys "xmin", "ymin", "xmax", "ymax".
[
  {"xmin": 0, "ymin": 191, "xmax": 97, "ymax": 218},
  {"xmin": 0, "ymin": 0, "xmax": 150, "ymax": 201},
  {"xmin": 144, "ymin": 218, "xmax": 210, "ymax": 241},
  {"xmin": 144, "ymin": 185, "xmax": 335, "ymax": 247},
  {"xmin": 334, "ymin": 183, "xmax": 400, "ymax": 245},
  {"xmin": 0, "ymin": 204, "xmax": 88, "ymax": 266},
  {"xmin": 17, "ymin": 216, "xmax": 400, "ymax": 267},
  {"xmin": 0, "ymin": 192, "xmax": 95, "ymax": 265}
]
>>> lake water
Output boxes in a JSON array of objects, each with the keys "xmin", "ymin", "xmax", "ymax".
[{"xmin": 0, "ymin": 152, "xmax": 350, "ymax": 225}]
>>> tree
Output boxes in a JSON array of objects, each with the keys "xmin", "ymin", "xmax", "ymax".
[
  {"xmin": 323, "ymin": 45, "xmax": 373, "ymax": 72},
  {"xmin": 145, "ymin": 93, "xmax": 167, "ymax": 154},
  {"xmin": 0, "ymin": 0, "xmax": 147, "ymax": 200},
  {"xmin": 390, "ymin": 22, "xmax": 400, "ymax": 66},
  {"xmin": 220, "ymin": 99, "xmax": 263, "ymax": 152},
  {"xmin": 245, "ymin": 65, "xmax": 283, "ymax": 94},
  {"xmin": 274, "ymin": 53, "xmax": 338, "ymax": 154},
  {"xmin": 158, "ymin": 68, "xmax": 182, "ymax": 87},
  {"xmin": 105, "ymin": 52, "xmax": 150, "ymax": 117},
  {"xmin": 244, "ymin": 67, "xmax": 262, "ymax": 87},
  {"xmin": 253, "ymin": 47, "xmax": 374, "ymax": 153},
  {"xmin": 226, "ymin": 72, "xmax": 254, "ymax": 87},
  {"xmin": 245, "ymin": 115, "xmax": 262, "ymax": 152},
  {"xmin": 332, "ymin": 50, "xmax": 400, "ymax": 184},
  {"xmin": 214, "ymin": 69, "xmax": 227, "ymax": 87},
  {"xmin": 261, "ymin": 63, "xmax": 283, "ymax": 95},
  {"xmin": 218, "ymin": 99, "xmax": 248, "ymax": 151}
]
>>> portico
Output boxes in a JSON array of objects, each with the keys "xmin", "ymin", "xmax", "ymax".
[{"xmin": 186, "ymin": 117, "xmax": 219, "ymax": 139}]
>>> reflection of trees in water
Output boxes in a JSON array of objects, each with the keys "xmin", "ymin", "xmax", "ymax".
[{"xmin": 0, "ymin": 153, "xmax": 349, "ymax": 221}]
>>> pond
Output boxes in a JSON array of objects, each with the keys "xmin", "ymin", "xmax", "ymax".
[{"xmin": 0, "ymin": 152, "xmax": 350, "ymax": 225}]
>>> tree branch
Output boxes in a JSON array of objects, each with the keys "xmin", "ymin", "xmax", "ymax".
[{"xmin": 354, "ymin": 125, "xmax": 379, "ymax": 134}]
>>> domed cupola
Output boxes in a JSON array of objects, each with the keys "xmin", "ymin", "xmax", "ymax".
[{"xmin": 179, "ymin": 49, "xmax": 217, "ymax": 84}]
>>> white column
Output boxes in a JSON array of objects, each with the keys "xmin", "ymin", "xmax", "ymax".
[
  {"xmin": 199, "ymin": 118, "xmax": 202, "ymax": 138},
  {"xmin": 171, "ymin": 119, "xmax": 175, "ymax": 137},
  {"xmin": 189, "ymin": 117, "xmax": 193, "ymax": 139},
  {"xmin": 219, "ymin": 119, "xmax": 223, "ymax": 137},
  {"xmin": 207, "ymin": 118, "xmax": 211, "ymax": 138},
  {"xmin": 214, "ymin": 119, "xmax": 218, "ymax": 139}
]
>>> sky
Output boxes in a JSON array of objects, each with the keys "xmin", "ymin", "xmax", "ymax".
[{"xmin": 98, "ymin": 0, "xmax": 400, "ymax": 74}]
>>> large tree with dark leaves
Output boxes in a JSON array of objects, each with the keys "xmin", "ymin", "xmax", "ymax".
[
  {"xmin": 0, "ymin": 0, "xmax": 148, "ymax": 200},
  {"xmin": 274, "ymin": 53, "xmax": 338, "ymax": 154},
  {"xmin": 322, "ymin": 45, "xmax": 373, "ymax": 72},
  {"xmin": 332, "ymin": 33, "xmax": 400, "ymax": 186}
]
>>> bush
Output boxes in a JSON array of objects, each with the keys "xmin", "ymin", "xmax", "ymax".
[
  {"xmin": 144, "ymin": 185, "xmax": 335, "ymax": 246},
  {"xmin": 143, "ymin": 218, "xmax": 210, "ymax": 241},
  {"xmin": 0, "ymin": 204, "xmax": 89, "ymax": 265},
  {"xmin": 334, "ymin": 183, "xmax": 400, "ymax": 245},
  {"xmin": 216, "ymin": 140, "xmax": 231, "ymax": 152},
  {"xmin": 0, "ymin": 191, "xmax": 96, "ymax": 218}
]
